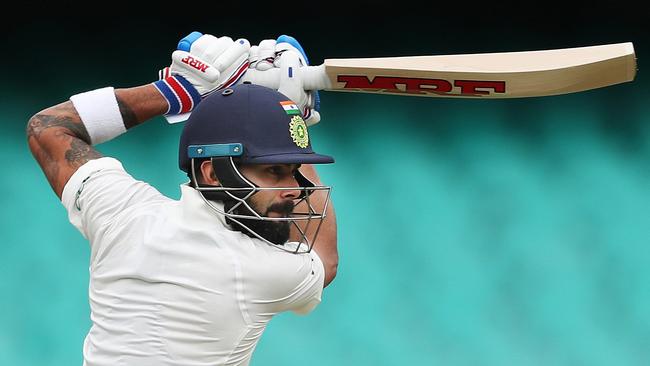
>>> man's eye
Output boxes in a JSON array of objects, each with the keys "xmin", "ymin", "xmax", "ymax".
[{"xmin": 269, "ymin": 167, "xmax": 283, "ymax": 175}]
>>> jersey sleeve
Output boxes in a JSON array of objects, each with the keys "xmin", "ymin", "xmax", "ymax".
[
  {"xmin": 288, "ymin": 248, "xmax": 326, "ymax": 315},
  {"xmin": 60, "ymin": 157, "xmax": 167, "ymax": 242}
]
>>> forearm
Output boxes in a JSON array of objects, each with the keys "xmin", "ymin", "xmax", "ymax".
[
  {"xmin": 114, "ymin": 84, "xmax": 168, "ymax": 130},
  {"xmin": 292, "ymin": 164, "xmax": 338, "ymax": 287}
]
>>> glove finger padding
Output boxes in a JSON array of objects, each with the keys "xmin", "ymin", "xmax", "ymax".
[
  {"xmin": 190, "ymin": 34, "xmax": 233, "ymax": 65},
  {"xmin": 210, "ymin": 39, "xmax": 251, "ymax": 91},
  {"xmin": 212, "ymin": 38, "xmax": 250, "ymax": 72},
  {"xmin": 171, "ymin": 50, "xmax": 221, "ymax": 94},
  {"xmin": 168, "ymin": 34, "xmax": 251, "ymax": 96},
  {"xmin": 252, "ymin": 39, "xmax": 277, "ymax": 71}
]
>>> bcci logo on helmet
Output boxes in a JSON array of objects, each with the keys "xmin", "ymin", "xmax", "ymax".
[{"xmin": 289, "ymin": 116, "xmax": 309, "ymax": 148}]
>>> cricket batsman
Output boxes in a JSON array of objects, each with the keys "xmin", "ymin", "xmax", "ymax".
[{"xmin": 26, "ymin": 31, "xmax": 338, "ymax": 365}]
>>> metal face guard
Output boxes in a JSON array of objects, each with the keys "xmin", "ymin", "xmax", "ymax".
[{"xmin": 190, "ymin": 158, "xmax": 332, "ymax": 253}]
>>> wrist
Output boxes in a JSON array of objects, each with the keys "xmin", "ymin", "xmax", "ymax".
[
  {"xmin": 113, "ymin": 85, "xmax": 169, "ymax": 128},
  {"xmin": 153, "ymin": 75, "xmax": 202, "ymax": 115},
  {"xmin": 69, "ymin": 87, "xmax": 126, "ymax": 145}
]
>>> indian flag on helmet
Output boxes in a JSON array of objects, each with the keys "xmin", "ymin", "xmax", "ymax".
[{"xmin": 280, "ymin": 101, "xmax": 300, "ymax": 115}]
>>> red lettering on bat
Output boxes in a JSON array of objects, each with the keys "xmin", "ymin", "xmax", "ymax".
[
  {"xmin": 454, "ymin": 80, "xmax": 506, "ymax": 95},
  {"xmin": 181, "ymin": 56, "xmax": 210, "ymax": 73},
  {"xmin": 336, "ymin": 75, "xmax": 506, "ymax": 96}
]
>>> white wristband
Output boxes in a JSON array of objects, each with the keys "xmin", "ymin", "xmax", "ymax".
[{"xmin": 70, "ymin": 87, "xmax": 126, "ymax": 145}]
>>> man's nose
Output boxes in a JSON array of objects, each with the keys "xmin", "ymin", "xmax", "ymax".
[{"xmin": 279, "ymin": 175, "xmax": 301, "ymax": 200}]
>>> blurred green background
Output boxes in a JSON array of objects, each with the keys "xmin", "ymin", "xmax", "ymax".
[{"xmin": 1, "ymin": 3, "xmax": 648, "ymax": 366}]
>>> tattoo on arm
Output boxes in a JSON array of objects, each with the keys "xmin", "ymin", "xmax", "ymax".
[
  {"xmin": 27, "ymin": 102, "xmax": 91, "ymax": 143},
  {"xmin": 65, "ymin": 138, "xmax": 103, "ymax": 166},
  {"xmin": 27, "ymin": 101, "xmax": 103, "ymax": 196}
]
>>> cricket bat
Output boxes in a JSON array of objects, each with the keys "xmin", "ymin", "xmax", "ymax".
[
  {"xmin": 242, "ymin": 42, "xmax": 636, "ymax": 98},
  {"xmin": 165, "ymin": 42, "xmax": 636, "ymax": 123}
]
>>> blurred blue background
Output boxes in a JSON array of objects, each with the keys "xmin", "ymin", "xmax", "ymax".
[{"xmin": 1, "ymin": 3, "xmax": 648, "ymax": 365}]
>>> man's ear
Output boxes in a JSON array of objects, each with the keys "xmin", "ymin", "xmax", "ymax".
[{"xmin": 200, "ymin": 160, "xmax": 220, "ymax": 186}]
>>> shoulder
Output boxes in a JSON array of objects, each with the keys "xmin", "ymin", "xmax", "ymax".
[
  {"xmin": 61, "ymin": 157, "xmax": 133, "ymax": 208},
  {"xmin": 61, "ymin": 156, "xmax": 171, "ymax": 239}
]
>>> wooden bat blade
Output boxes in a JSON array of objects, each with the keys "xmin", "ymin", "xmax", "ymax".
[
  {"xmin": 170, "ymin": 43, "xmax": 637, "ymax": 124},
  {"xmin": 323, "ymin": 42, "xmax": 637, "ymax": 98}
]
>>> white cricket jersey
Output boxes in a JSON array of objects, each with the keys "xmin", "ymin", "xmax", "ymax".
[{"xmin": 61, "ymin": 157, "xmax": 325, "ymax": 366}]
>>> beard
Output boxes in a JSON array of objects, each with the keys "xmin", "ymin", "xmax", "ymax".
[{"xmin": 224, "ymin": 198, "xmax": 294, "ymax": 245}]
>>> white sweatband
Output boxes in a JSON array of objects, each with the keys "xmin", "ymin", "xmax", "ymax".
[{"xmin": 70, "ymin": 87, "xmax": 126, "ymax": 145}]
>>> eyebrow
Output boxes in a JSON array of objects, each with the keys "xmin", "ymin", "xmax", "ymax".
[
  {"xmin": 270, "ymin": 164, "xmax": 301, "ymax": 170},
  {"xmin": 265, "ymin": 164, "xmax": 301, "ymax": 174}
]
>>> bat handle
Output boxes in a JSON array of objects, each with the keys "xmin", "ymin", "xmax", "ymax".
[{"xmin": 240, "ymin": 64, "xmax": 331, "ymax": 91}]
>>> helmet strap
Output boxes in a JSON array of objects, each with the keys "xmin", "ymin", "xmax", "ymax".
[{"xmin": 191, "ymin": 157, "xmax": 256, "ymax": 202}]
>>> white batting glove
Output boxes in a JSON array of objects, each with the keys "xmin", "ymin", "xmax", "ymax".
[
  {"xmin": 249, "ymin": 39, "xmax": 276, "ymax": 71},
  {"xmin": 247, "ymin": 35, "xmax": 321, "ymax": 126},
  {"xmin": 155, "ymin": 31, "xmax": 251, "ymax": 123}
]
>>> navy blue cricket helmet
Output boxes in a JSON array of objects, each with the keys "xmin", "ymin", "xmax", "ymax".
[{"xmin": 178, "ymin": 83, "xmax": 333, "ymax": 174}]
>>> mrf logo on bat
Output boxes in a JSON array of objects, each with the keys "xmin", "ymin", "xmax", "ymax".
[
  {"xmin": 337, "ymin": 75, "xmax": 507, "ymax": 97},
  {"xmin": 181, "ymin": 56, "xmax": 210, "ymax": 73}
]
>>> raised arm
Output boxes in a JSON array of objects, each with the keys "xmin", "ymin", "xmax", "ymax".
[
  {"xmin": 27, "ymin": 32, "xmax": 253, "ymax": 199},
  {"xmin": 26, "ymin": 85, "xmax": 167, "ymax": 198},
  {"xmin": 291, "ymin": 165, "xmax": 338, "ymax": 288}
]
